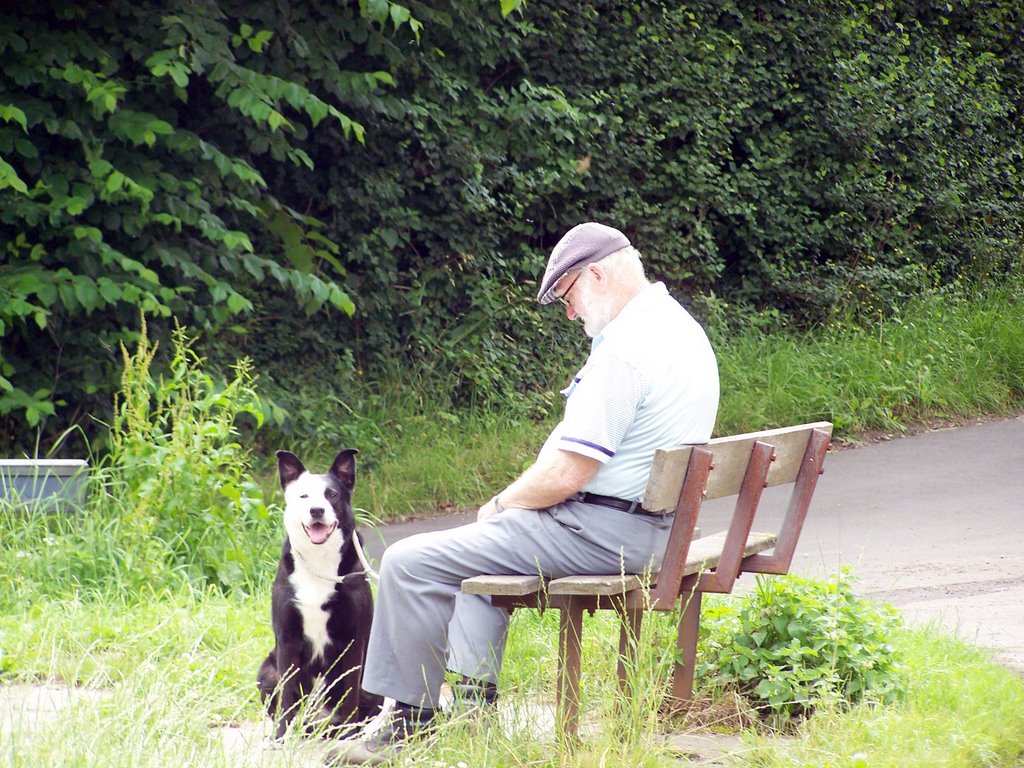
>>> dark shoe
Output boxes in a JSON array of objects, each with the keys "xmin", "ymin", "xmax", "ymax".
[
  {"xmin": 325, "ymin": 703, "xmax": 434, "ymax": 766},
  {"xmin": 448, "ymin": 676, "xmax": 498, "ymax": 716}
]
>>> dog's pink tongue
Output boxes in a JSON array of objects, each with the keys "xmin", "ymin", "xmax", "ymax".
[{"xmin": 306, "ymin": 523, "xmax": 333, "ymax": 545}]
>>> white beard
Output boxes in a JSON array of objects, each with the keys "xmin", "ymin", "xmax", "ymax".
[{"xmin": 575, "ymin": 280, "xmax": 616, "ymax": 337}]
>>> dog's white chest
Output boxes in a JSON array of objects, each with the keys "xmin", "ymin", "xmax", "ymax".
[{"xmin": 290, "ymin": 571, "xmax": 337, "ymax": 661}]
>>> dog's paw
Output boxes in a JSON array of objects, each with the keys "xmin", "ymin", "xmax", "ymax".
[{"xmin": 261, "ymin": 736, "xmax": 285, "ymax": 751}]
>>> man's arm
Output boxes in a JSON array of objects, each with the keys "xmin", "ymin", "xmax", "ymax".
[{"xmin": 477, "ymin": 449, "xmax": 600, "ymax": 522}]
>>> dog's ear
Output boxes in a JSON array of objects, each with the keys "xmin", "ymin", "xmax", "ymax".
[
  {"xmin": 276, "ymin": 450, "xmax": 307, "ymax": 488},
  {"xmin": 329, "ymin": 449, "xmax": 358, "ymax": 490}
]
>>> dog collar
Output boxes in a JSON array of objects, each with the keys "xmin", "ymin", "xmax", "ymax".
[{"xmin": 294, "ymin": 549, "xmax": 371, "ymax": 586}]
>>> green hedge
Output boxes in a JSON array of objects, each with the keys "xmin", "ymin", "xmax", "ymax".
[{"xmin": 2, "ymin": 0, "xmax": 1021, "ymax": 454}]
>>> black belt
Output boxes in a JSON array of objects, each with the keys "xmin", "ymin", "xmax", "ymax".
[{"xmin": 575, "ymin": 492, "xmax": 666, "ymax": 516}]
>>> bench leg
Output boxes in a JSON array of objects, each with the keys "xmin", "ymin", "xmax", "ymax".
[
  {"xmin": 616, "ymin": 604, "xmax": 643, "ymax": 699},
  {"xmin": 557, "ymin": 597, "xmax": 585, "ymax": 742},
  {"xmin": 671, "ymin": 575, "xmax": 702, "ymax": 704}
]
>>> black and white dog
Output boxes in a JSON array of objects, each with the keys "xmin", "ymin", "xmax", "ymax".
[{"xmin": 257, "ymin": 449, "xmax": 382, "ymax": 739}]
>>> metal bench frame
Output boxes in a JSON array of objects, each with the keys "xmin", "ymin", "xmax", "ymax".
[{"xmin": 462, "ymin": 421, "xmax": 833, "ymax": 739}]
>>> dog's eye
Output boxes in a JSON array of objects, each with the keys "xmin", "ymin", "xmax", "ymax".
[
  {"xmin": 300, "ymin": 494, "xmax": 309, "ymax": 499},
  {"xmin": 325, "ymin": 489, "xmax": 338, "ymax": 500}
]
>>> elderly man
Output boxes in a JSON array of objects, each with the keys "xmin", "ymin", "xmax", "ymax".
[{"xmin": 332, "ymin": 222, "xmax": 719, "ymax": 765}]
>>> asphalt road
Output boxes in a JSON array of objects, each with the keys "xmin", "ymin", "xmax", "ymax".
[{"xmin": 361, "ymin": 415, "xmax": 1024, "ymax": 672}]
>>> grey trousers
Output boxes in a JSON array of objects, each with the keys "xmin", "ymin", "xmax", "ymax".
[{"xmin": 361, "ymin": 499, "xmax": 674, "ymax": 708}]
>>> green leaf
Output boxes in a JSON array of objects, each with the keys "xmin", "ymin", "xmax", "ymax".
[
  {"xmin": 88, "ymin": 158, "xmax": 114, "ymax": 178},
  {"xmin": 389, "ymin": 4, "xmax": 410, "ymax": 28},
  {"xmin": 364, "ymin": 0, "xmax": 389, "ymax": 24},
  {"xmin": 72, "ymin": 226, "xmax": 103, "ymax": 243},
  {"xmin": 0, "ymin": 104, "xmax": 28, "ymax": 132},
  {"xmin": 249, "ymin": 30, "xmax": 274, "ymax": 53},
  {"xmin": 305, "ymin": 98, "xmax": 329, "ymax": 127},
  {"xmin": 97, "ymin": 277, "xmax": 123, "ymax": 304},
  {"xmin": 226, "ymin": 292, "xmax": 250, "ymax": 314},
  {"xmin": 72, "ymin": 276, "xmax": 100, "ymax": 312},
  {"xmin": 105, "ymin": 171, "xmax": 125, "ymax": 193},
  {"xmin": 63, "ymin": 196, "xmax": 89, "ymax": 215},
  {"xmin": 266, "ymin": 110, "xmax": 289, "ymax": 132},
  {"xmin": 222, "ymin": 231, "xmax": 254, "ymax": 252},
  {"xmin": 0, "ymin": 157, "xmax": 27, "ymax": 193},
  {"xmin": 14, "ymin": 138, "xmax": 37, "ymax": 158}
]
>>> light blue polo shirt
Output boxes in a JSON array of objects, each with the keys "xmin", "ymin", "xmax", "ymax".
[{"xmin": 540, "ymin": 282, "xmax": 719, "ymax": 502}]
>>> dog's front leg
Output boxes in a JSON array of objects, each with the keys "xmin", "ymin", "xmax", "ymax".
[
  {"xmin": 273, "ymin": 643, "xmax": 313, "ymax": 740},
  {"xmin": 320, "ymin": 640, "xmax": 364, "ymax": 730}
]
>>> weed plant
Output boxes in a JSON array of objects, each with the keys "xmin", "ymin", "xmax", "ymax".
[
  {"xmin": 0, "ymin": 318, "xmax": 279, "ymax": 606},
  {"xmin": 698, "ymin": 571, "xmax": 904, "ymax": 723},
  {"xmin": 105, "ymin": 318, "xmax": 274, "ymax": 593}
]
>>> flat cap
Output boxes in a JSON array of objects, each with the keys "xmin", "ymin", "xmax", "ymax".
[{"xmin": 536, "ymin": 222, "xmax": 631, "ymax": 304}]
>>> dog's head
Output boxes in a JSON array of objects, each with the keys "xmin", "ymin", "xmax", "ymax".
[{"xmin": 275, "ymin": 449, "xmax": 358, "ymax": 548}]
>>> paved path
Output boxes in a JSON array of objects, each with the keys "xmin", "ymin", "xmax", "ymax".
[{"xmin": 362, "ymin": 415, "xmax": 1024, "ymax": 672}]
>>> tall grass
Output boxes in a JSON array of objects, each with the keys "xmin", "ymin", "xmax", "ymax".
[
  {"xmin": 344, "ymin": 281, "xmax": 1024, "ymax": 521},
  {"xmin": 712, "ymin": 283, "xmax": 1024, "ymax": 437}
]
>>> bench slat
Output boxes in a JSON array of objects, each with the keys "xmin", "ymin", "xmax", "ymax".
[
  {"xmin": 464, "ymin": 532, "xmax": 777, "ymax": 599},
  {"xmin": 683, "ymin": 530, "xmax": 776, "ymax": 574},
  {"xmin": 461, "ymin": 574, "xmax": 544, "ymax": 596},
  {"xmin": 547, "ymin": 574, "xmax": 645, "ymax": 595}
]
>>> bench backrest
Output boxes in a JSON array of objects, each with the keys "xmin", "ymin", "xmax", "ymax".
[
  {"xmin": 642, "ymin": 422, "xmax": 834, "ymax": 510},
  {"xmin": 644, "ymin": 421, "xmax": 833, "ymax": 608}
]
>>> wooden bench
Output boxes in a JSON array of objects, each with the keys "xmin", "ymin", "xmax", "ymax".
[{"xmin": 461, "ymin": 421, "xmax": 833, "ymax": 739}]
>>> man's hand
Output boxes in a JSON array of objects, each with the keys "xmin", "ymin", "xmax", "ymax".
[
  {"xmin": 477, "ymin": 496, "xmax": 503, "ymax": 522},
  {"xmin": 475, "ymin": 450, "xmax": 600, "ymax": 523}
]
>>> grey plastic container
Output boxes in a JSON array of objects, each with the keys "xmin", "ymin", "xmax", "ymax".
[{"xmin": 0, "ymin": 459, "xmax": 89, "ymax": 512}]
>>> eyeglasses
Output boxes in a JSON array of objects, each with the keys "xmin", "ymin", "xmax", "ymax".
[{"xmin": 556, "ymin": 271, "xmax": 582, "ymax": 307}]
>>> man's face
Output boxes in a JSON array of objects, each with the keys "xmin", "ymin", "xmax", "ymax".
[{"xmin": 559, "ymin": 268, "xmax": 614, "ymax": 338}]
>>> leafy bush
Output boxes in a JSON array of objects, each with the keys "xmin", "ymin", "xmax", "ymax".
[
  {"xmin": 4, "ymin": 0, "xmax": 1024, "ymax": 460},
  {"xmin": 0, "ymin": 0, "xmax": 396, "ymax": 453},
  {"xmin": 698, "ymin": 570, "xmax": 905, "ymax": 722}
]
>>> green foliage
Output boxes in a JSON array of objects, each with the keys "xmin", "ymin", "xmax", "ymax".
[
  {"xmin": 520, "ymin": 1, "xmax": 1023, "ymax": 321},
  {"xmin": 0, "ymin": 0, "xmax": 406, "ymax": 453},
  {"xmin": 229, "ymin": 0, "xmax": 1023, "ymax": 443},
  {"xmin": 245, "ymin": 0, "xmax": 598, "ymax": 416},
  {"xmin": 710, "ymin": 278, "xmax": 1024, "ymax": 438},
  {"xmin": 699, "ymin": 571, "xmax": 905, "ymax": 722},
  {"xmin": 3, "ymin": 0, "xmax": 1024, "ymax": 458}
]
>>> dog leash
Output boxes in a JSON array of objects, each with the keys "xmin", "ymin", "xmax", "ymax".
[
  {"xmin": 294, "ymin": 533, "xmax": 380, "ymax": 585},
  {"xmin": 352, "ymin": 532, "xmax": 380, "ymax": 583}
]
